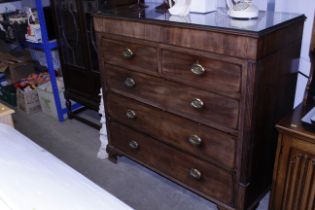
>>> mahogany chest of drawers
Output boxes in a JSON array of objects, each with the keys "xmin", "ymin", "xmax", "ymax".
[{"xmin": 94, "ymin": 6, "xmax": 305, "ymax": 210}]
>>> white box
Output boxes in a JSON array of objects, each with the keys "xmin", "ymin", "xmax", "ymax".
[
  {"xmin": 17, "ymin": 88, "xmax": 41, "ymax": 114},
  {"xmin": 190, "ymin": 0, "xmax": 217, "ymax": 13},
  {"xmin": 37, "ymin": 79, "xmax": 65, "ymax": 119}
]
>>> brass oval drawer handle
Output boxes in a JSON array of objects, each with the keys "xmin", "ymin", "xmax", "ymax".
[
  {"xmin": 129, "ymin": 140, "xmax": 139, "ymax": 150},
  {"xmin": 122, "ymin": 48, "xmax": 134, "ymax": 59},
  {"xmin": 188, "ymin": 135, "xmax": 202, "ymax": 146},
  {"xmin": 124, "ymin": 77, "xmax": 136, "ymax": 88},
  {"xmin": 190, "ymin": 98, "xmax": 204, "ymax": 110},
  {"xmin": 126, "ymin": 109, "xmax": 136, "ymax": 119},
  {"xmin": 189, "ymin": 168, "xmax": 202, "ymax": 180},
  {"xmin": 191, "ymin": 63, "xmax": 205, "ymax": 76}
]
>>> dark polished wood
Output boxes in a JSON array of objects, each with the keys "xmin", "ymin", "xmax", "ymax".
[
  {"xmin": 107, "ymin": 93, "xmax": 236, "ymax": 169},
  {"xmin": 106, "ymin": 0, "xmax": 137, "ymax": 8},
  {"xmin": 240, "ymin": 41, "xmax": 302, "ymax": 209},
  {"xmin": 51, "ymin": 0, "xmax": 101, "ymax": 112},
  {"xmin": 161, "ymin": 48, "xmax": 242, "ymax": 98},
  {"xmin": 65, "ymin": 99, "xmax": 73, "ymax": 119},
  {"xmin": 109, "ymin": 122, "xmax": 235, "ymax": 205},
  {"xmin": 106, "ymin": 144, "xmax": 119, "ymax": 163},
  {"xmin": 102, "ymin": 37, "xmax": 158, "ymax": 74},
  {"xmin": 217, "ymin": 206, "xmax": 230, "ymax": 210},
  {"xmin": 95, "ymin": 6, "xmax": 305, "ymax": 210},
  {"xmin": 303, "ymin": 14, "xmax": 315, "ymax": 105},
  {"xmin": 94, "ymin": 18, "xmax": 258, "ymax": 59},
  {"xmin": 105, "ymin": 65, "xmax": 240, "ymax": 131}
]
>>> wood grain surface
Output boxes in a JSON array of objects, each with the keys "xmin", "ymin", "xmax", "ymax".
[
  {"xmin": 109, "ymin": 122, "xmax": 235, "ymax": 205},
  {"xmin": 107, "ymin": 93, "xmax": 237, "ymax": 169},
  {"xmin": 96, "ymin": 12, "xmax": 305, "ymax": 210}
]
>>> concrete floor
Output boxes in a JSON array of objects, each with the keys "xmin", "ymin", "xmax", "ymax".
[{"xmin": 13, "ymin": 110, "xmax": 269, "ymax": 210}]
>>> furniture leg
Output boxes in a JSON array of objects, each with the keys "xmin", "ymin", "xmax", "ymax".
[
  {"xmin": 250, "ymin": 202, "xmax": 259, "ymax": 210},
  {"xmin": 217, "ymin": 205, "xmax": 230, "ymax": 210},
  {"xmin": 106, "ymin": 145, "xmax": 118, "ymax": 163},
  {"xmin": 66, "ymin": 98, "xmax": 73, "ymax": 119}
]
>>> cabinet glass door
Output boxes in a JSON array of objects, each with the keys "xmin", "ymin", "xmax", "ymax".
[
  {"xmin": 82, "ymin": 0, "xmax": 101, "ymax": 72},
  {"xmin": 55, "ymin": 0, "xmax": 86, "ymax": 68}
]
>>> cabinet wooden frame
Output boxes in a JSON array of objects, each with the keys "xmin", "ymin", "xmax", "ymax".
[{"xmin": 50, "ymin": 0, "xmax": 101, "ymax": 113}]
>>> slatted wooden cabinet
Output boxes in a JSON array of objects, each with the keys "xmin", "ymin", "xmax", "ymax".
[
  {"xmin": 94, "ymin": 9, "xmax": 305, "ymax": 210},
  {"xmin": 270, "ymin": 106, "xmax": 315, "ymax": 210}
]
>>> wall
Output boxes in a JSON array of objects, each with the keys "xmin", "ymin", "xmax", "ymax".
[
  {"xmin": 0, "ymin": 0, "xmax": 50, "ymax": 13},
  {"xmin": 275, "ymin": 1, "xmax": 315, "ymax": 107},
  {"xmin": 210, "ymin": 0, "xmax": 314, "ymax": 107},
  {"xmin": 0, "ymin": 1, "xmax": 21, "ymax": 13}
]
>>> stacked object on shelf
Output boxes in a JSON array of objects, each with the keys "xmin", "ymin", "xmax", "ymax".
[
  {"xmin": 25, "ymin": 8, "xmax": 41, "ymax": 43},
  {"xmin": 37, "ymin": 77, "xmax": 65, "ymax": 120},
  {"xmin": 15, "ymin": 72, "xmax": 50, "ymax": 114},
  {"xmin": 0, "ymin": 11, "xmax": 27, "ymax": 42}
]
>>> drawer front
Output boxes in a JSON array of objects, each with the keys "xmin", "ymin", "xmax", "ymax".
[
  {"xmin": 161, "ymin": 49, "xmax": 242, "ymax": 98},
  {"xmin": 109, "ymin": 122, "xmax": 234, "ymax": 205},
  {"xmin": 102, "ymin": 38, "xmax": 158, "ymax": 74},
  {"xmin": 107, "ymin": 93, "xmax": 236, "ymax": 169},
  {"xmin": 105, "ymin": 65, "xmax": 240, "ymax": 131},
  {"xmin": 94, "ymin": 18, "xmax": 258, "ymax": 59}
]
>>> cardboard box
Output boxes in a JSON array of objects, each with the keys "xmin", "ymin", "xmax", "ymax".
[
  {"xmin": 37, "ymin": 82, "xmax": 66, "ymax": 119},
  {"xmin": 8, "ymin": 62, "xmax": 35, "ymax": 83},
  {"xmin": 0, "ymin": 52, "xmax": 18, "ymax": 73},
  {"xmin": 17, "ymin": 88, "xmax": 41, "ymax": 113},
  {"xmin": 0, "ymin": 52, "xmax": 35, "ymax": 83}
]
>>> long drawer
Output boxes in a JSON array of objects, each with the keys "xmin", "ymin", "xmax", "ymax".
[
  {"xmin": 109, "ymin": 122, "xmax": 235, "ymax": 205},
  {"xmin": 104, "ymin": 64, "xmax": 240, "ymax": 131},
  {"xmin": 107, "ymin": 93, "xmax": 236, "ymax": 169}
]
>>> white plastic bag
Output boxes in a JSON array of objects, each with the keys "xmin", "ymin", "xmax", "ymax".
[{"xmin": 169, "ymin": 0, "xmax": 192, "ymax": 16}]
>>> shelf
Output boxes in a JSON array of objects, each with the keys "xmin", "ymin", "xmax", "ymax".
[
  {"xmin": 32, "ymin": 0, "xmax": 65, "ymax": 121},
  {"xmin": 28, "ymin": 0, "xmax": 83, "ymax": 122},
  {"xmin": 25, "ymin": 40, "xmax": 58, "ymax": 50}
]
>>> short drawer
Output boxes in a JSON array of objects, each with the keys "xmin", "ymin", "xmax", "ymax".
[
  {"xmin": 161, "ymin": 49, "xmax": 242, "ymax": 98},
  {"xmin": 109, "ymin": 122, "xmax": 234, "ymax": 205},
  {"xmin": 102, "ymin": 38, "xmax": 158, "ymax": 74},
  {"xmin": 105, "ymin": 65, "xmax": 240, "ymax": 131},
  {"xmin": 107, "ymin": 93, "xmax": 236, "ymax": 169}
]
